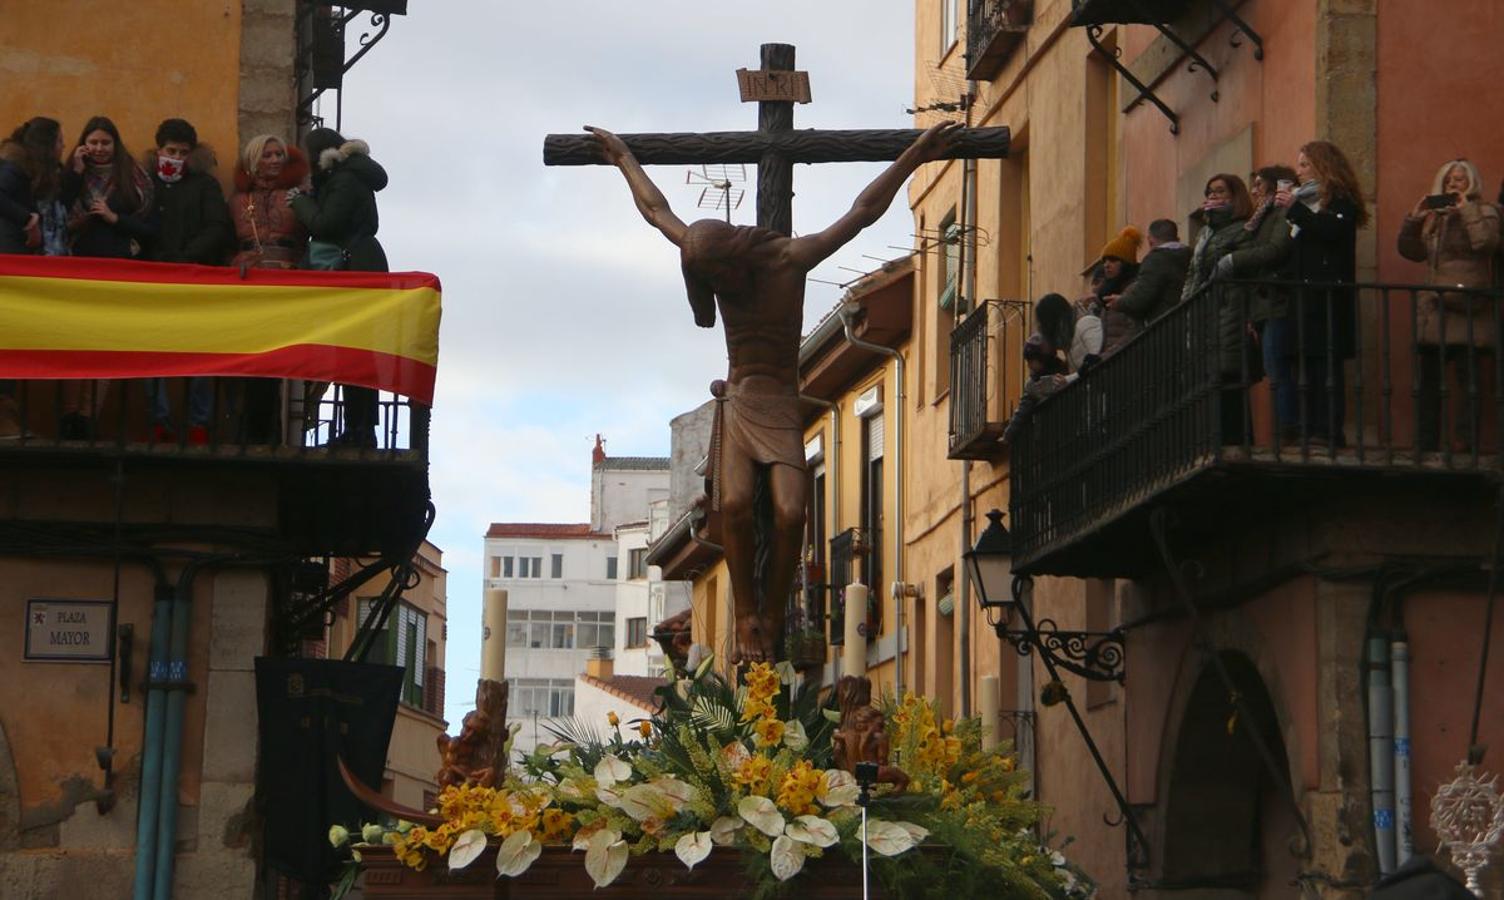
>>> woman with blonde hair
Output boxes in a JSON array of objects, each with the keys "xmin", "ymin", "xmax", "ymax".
[
  {"xmin": 1273, "ymin": 140, "xmax": 1367, "ymax": 446},
  {"xmin": 228, "ymin": 134, "xmax": 311, "ymax": 443},
  {"xmin": 1398, "ymin": 158, "xmax": 1501, "ymax": 452}
]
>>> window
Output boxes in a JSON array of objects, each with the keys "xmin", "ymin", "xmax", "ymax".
[
  {"xmin": 606, "ymin": 556, "xmax": 618, "ymax": 580},
  {"xmin": 551, "ymin": 619, "xmax": 575, "ymax": 650},
  {"xmin": 502, "ymin": 556, "xmax": 514, "ymax": 578},
  {"xmin": 551, "ymin": 553, "xmax": 564, "ymax": 579},
  {"xmin": 936, "ymin": 212, "xmax": 960, "ymax": 397},
  {"xmin": 506, "ymin": 612, "xmax": 528, "ymax": 648},
  {"xmin": 939, "ymin": 0, "xmax": 960, "ymax": 56},
  {"xmin": 510, "ymin": 610, "xmax": 612, "ymax": 651},
  {"xmin": 628, "ymin": 548, "xmax": 648, "ymax": 580},
  {"xmin": 807, "ymin": 463, "xmax": 828, "ymax": 626},
  {"xmin": 356, "ymin": 599, "xmax": 428, "ymax": 707},
  {"xmin": 489, "ymin": 556, "xmax": 501, "ymax": 578},
  {"xmin": 511, "ymin": 678, "xmax": 575, "ymax": 718},
  {"xmin": 518, "ymin": 556, "xmax": 544, "ymax": 578},
  {"xmin": 626, "ymin": 617, "xmax": 648, "ymax": 648},
  {"xmin": 861, "ymin": 413, "xmax": 884, "ymax": 607}
]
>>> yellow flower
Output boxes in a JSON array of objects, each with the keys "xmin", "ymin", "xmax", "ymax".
[
  {"xmin": 608, "ymin": 710, "xmax": 620, "ymax": 727},
  {"xmin": 962, "ymin": 771, "xmax": 980, "ymax": 784},
  {"xmin": 753, "ymin": 717, "xmax": 785, "ymax": 748},
  {"xmin": 735, "ymin": 755, "xmax": 774, "ymax": 793},
  {"xmin": 637, "ymin": 720, "xmax": 652, "ymax": 739},
  {"xmin": 776, "ymin": 761, "xmax": 822, "ymax": 816},
  {"xmin": 538, "ymin": 808, "xmax": 575, "ymax": 844}
]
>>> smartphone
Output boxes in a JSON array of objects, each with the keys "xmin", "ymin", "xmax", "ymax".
[
  {"xmin": 1276, "ymin": 179, "xmax": 1294, "ymax": 193},
  {"xmin": 1423, "ymin": 194, "xmax": 1456, "ymax": 209}
]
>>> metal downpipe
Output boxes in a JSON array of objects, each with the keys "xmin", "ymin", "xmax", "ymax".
[
  {"xmin": 131, "ymin": 581, "xmax": 177, "ymax": 900},
  {"xmin": 152, "ymin": 561, "xmax": 208, "ymax": 900}
]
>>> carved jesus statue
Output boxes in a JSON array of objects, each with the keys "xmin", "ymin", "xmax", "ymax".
[{"xmin": 587, "ymin": 121, "xmax": 962, "ymax": 663}]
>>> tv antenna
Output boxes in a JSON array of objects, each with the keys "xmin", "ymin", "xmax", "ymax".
[{"xmin": 686, "ymin": 164, "xmax": 747, "ymax": 223}]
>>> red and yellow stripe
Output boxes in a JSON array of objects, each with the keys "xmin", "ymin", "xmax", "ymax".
[{"xmin": 0, "ymin": 256, "xmax": 441, "ymax": 404}]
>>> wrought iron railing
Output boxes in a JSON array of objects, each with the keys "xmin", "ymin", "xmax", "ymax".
[
  {"xmin": 949, "ymin": 299, "xmax": 1031, "ymax": 459},
  {"xmin": 0, "ymin": 378, "xmax": 428, "ymax": 458},
  {"xmin": 1009, "ymin": 278, "xmax": 1504, "ymax": 566},
  {"xmin": 966, "ymin": 0, "xmax": 1033, "ymax": 81}
]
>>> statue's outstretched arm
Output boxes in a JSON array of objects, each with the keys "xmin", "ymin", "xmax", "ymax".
[
  {"xmin": 786, "ymin": 121, "xmax": 963, "ymax": 271},
  {"xmin": 585, "ymin": 126, "xmax": 688, "ymax": 246}
]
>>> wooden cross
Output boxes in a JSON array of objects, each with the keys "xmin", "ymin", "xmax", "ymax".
[{"xmin": 543, "ymin": 43, "xmax": 1010, "ymax": 237}]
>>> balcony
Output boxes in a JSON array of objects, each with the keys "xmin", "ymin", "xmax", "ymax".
[
  {"xmin": 0, "ymin": 256, "xmax": 436, "ymax": 559},
  {"xmin": 1008, "ymin": 279, "xmax": 1503, "ymax": 578},
  {"xmin": 965, "ymin": 0, "xmax": 1033, "ymax": 82},
  {"xmin": 948, "ymin": 299, "xmax": 1030, "ymax": 460}
]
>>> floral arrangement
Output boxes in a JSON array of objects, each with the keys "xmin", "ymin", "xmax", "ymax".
[{"xmin": 333, "ymin": 658, "xmax": 1092, "ymax": 898}]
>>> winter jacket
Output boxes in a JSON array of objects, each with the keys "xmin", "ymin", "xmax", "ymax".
[
  {"xmin": 1224, "ymin": 205, "xmax": 1293, "ymax": 322},
  {"xmin": 291, "ymin": 139, "xmax": 388, "ymax": 272},
  {"xmin": 229, "ymin": 146, "xmax": 310, "ymax": 269},
  {"xmin": 0, "ymin": 140, "xmax": 37, "ymax": 253},
  {"xmin": 1184, "ymin": 208, "xmax": 1259, "ymax": 378},
  {"xmin": 1113, "ymin": 243, "xmax": 1190, "ymax": 326},
  {"xmin": 1398, "ymin": 200, "xmax": 1501, "ymax": 349},
  {"xmin": 142, "ymin": 148, "xmax": 231, "ymax": 265},
  {"xmin": 1281, "ymin": 194, "xmax": 1360, "ymax": 360},
  {"xmin": 60, "ymin": 162, "xmax": 157, "ymax": 259}
]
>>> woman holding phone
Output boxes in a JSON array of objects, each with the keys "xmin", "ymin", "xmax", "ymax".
[
  {"xmin": 1273, "ymin": 140, "xmax": 1367, "ymax": 447},
  {"xmin": 1398, "ymin": 158, "xmax": 1501, "ymax": 452}
]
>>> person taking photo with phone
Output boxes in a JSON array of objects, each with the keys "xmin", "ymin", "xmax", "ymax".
[{"xmin": 1398, "ymin": 158, "xmax": 1501, "ymax": 453}]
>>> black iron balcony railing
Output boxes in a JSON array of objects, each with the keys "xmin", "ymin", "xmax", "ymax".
[
  {"xmin": 949, "ymin": 299, "xmax": 1031, "ymax": 460},
  {"xmin": 966, "ymin": 0, "xmax": 1033, "ymax": 81},
  {"xmin": 1008, "ymin": 278, "xmax": 1504, "ymax": 575},
  {"xmin": 0, "ymin": 378, "xmax": 428, "ymax": 459}
]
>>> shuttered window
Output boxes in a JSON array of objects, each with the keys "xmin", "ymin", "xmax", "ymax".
[{"xmin": 866, "ymin": 413, "xmax": 885, "ymax": 461}]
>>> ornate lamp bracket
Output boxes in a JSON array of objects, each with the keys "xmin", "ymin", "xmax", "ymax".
[{"xmin": 1000, "ymin": 615, "xmax": 1127, "ymax": 684}]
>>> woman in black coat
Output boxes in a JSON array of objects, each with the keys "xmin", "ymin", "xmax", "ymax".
[
  {"xmin": 1273, "ymin": 140, "xmax": 1367, "ymax": 447},
  {"xmin": 291, "ymin": 128, "xmax": 390, "ymax": 447}
]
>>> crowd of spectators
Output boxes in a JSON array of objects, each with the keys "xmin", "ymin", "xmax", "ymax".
[
  {"xmin": 0, "ymin": 115, "xmax": 390, "ymax": 446},
  {"xmin": 1003, "ymin": 140, "xmax": 1503, "ymax": 453}
]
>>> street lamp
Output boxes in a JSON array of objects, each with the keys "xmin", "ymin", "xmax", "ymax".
[{"xmin": 966, "ymin": 509, "xmax": 1125, "ymax": 685}]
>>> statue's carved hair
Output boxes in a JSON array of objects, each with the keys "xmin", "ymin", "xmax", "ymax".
[{"xmin": 680, "ymin": 219, "xmax": 783, "ymax": 329}]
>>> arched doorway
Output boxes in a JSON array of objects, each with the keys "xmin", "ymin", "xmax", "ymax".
[{"xmin": 1160, "ymin": 651, "xmax": 1300, "ymax": 897}]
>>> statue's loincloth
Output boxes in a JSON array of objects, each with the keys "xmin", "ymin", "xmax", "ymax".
[{"xmin": 708, "ymin": 380, "xmax": 807, "ymax": 511}]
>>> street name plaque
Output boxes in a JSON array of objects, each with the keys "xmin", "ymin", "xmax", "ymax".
[{"xmin": 24, "ymin": 599, "xmax": 113, "ymax": 662}]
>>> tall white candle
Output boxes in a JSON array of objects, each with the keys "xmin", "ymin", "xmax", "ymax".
[
  {"xmin": 979, "ymin": 675, "xmax": 1000, "ymax": 750},
  {"xmin": 843, "ymin": 583, "xmax": 867, "ymax": 678},
  {"xmin": 481, "ymin": 588, "xmax": 508, "ymax": 681}
]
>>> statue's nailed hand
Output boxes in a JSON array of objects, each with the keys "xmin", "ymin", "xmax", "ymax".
[
  {"xmin": 584, "ymin": 126, "xmax": 632, "ymax": 167},
  {"xmin": 911, "ymin": 121, "xmax": 965, "ymax": 164}
]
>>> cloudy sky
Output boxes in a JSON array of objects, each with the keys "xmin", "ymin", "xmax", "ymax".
[{"xmin": 336, "ymin": 3, "xmax": 920, "ymax": 723}]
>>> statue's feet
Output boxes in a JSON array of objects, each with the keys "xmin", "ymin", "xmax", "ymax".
[{"xmin": 732, "ymin": 614, "xmax": 776, "ymax": 665}]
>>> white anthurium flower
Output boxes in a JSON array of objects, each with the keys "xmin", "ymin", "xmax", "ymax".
[
  {"xmin": 674, "ymin": 831, "xmax": 714, "ymax": 870},
  {"xmin": 594, "ymin": 754, "xmax": 631, "ymax": 787},
  {"xmin": 351, "ymin": 848, "xmax": 363, "ymax": 863},
  {"xmin": 595, "ymin": 783, "xmax": 626, "ymax": 809},
  {"xmin": 863, "ymin": 819, "xmax": 916, "ymax": 857},
  {"xmin": 773, "ymin": 660, "xmax": 797, "ymax": 684},
  {"xmin": 360, "ymin": 823, "xmax": 385, "ymax": 844},
  {"xmin": 785, "ymin": 815, "xmax": 839, "ymax": 848},
  {"xmin": 495, "ymin": 829, "xmax": 542, "ymax": 877},
  {"xmin": 584, "ymin": 829, "xmax": 629, "ymax": 889},
  {"xmin": 447, "ymin": 828, "xmax": 488, "ymax": 871},
  {"xmin": 1050, "ymin": 850, "xmax": 1067, "ymax": 867},
  {"xmin": 819, "ymin": 769, "xmax": 860, "ymax": 808},
  {"xmin": 619, "ymin": 782, "xmax": 683, "ymax": 823},
  {"xmin": 395, "ymin": 819, "xmax": 416, "ymax": 834},
  {"xmin": 738, "ymin": 795, "xmax": 786, "ymax": 838},
  {"xmin": 895, "ymin": 822, "xmax": 930, "ymax": 845},
  {"xmin": 328, "ymin": 825, "xmax": 349, "ymax": 848},
  {"xmin": 769, "ymin": 835, "xmax": 806, "ymax": 881},
  {"xmin": 719, "ymin": 741, "xmax": 751, "ymax": 772},
  {"xmin": 557, "ymin": 777, "xmax": 589, "ymax": 801},
  {"xmin": 710, "ymin": 816, "xmax": 742, "ymax": 846},
  {"xmin": 572, "ymin": 822, "xmax": 605, "ymax": 852},
  {"xmin": 651, "ymin": 776, "xmax": 697, "ymax": 807},
  {"xmin": 782, "ymin": 720, "xmax": 808, "ymax": 752}
]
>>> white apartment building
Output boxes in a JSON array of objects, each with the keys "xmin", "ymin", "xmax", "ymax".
[
  {"xmin": 613, "ymin": 498, "xmax": 692, "ymax": 677},
  {"xmin": 486, "ymin": 447, "xmax": 669, "ymax": 754}
]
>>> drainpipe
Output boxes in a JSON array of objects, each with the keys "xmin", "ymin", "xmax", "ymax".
[
  {"xmin": 132, "ymin": 580, "xmax": 177, "ymax": 900},
  {"xmin": 1367, "ymin": 635, "xmax": 1396, "ymax": 876},
  {"xmin": 840, "ymin": 303, "xmax": 905, "ymax": 698},
  {"xmin": 799, "ymin": 393, "xmax": 839, "ymax": 686},
  {"xmin": 1391, "ymin": 636, "xmax": 1413, "ymax": 866},
  {"xmin": 957, "ymin": 78, "xmax": 979, "ymax": 718}
]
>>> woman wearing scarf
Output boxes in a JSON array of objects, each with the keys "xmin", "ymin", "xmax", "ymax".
[
  {"xmin": 1222, "ymin": 165, "xmax": 1297, "ymax": 437},
  {"xmin": 229, "ymin": 134, "xmax": 311, "ymax": 443},
  {"xmin": 1182, "ymin": 173, "xmax": 1258, "ymax": 443},
  {"xmin": 57, "ymin": 116, "xmax": 156, "ymax": 438},
  {"xmin": 1398, "ymin": 158, "xmax": 1501, "ymax": 452},
  {"xmin": 1273, "ymin": 141, "xmax": 1367, "ymax": 447}
]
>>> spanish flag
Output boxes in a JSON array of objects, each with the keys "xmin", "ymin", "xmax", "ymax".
[{"xmin": 0, "ymin": 256, "xmax": 441, "ymax": 404}]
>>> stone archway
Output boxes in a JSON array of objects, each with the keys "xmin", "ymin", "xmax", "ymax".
[{"xmin": 1159, "ymin": 651, "xmax": 1301, "ymax": 897}]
